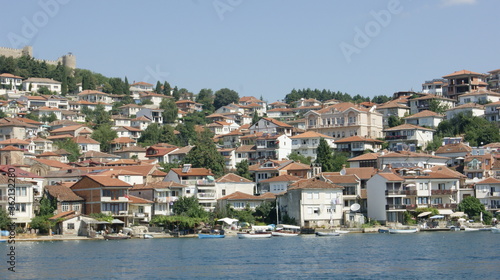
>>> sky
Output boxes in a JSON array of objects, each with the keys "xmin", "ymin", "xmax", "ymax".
[{"xmin": 0, "ymin": 0, "xmax": 498, "ymax": 103}]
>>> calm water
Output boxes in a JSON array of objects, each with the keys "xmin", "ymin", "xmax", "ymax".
[{"xmin": 3, "ymin": 231, "xmax": 500, "ymax": 279}]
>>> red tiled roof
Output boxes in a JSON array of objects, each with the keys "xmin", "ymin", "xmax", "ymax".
[
  {"xmin": 290, "ymin": 131, "xmax": 332, "ymax": 139},
  {"xmin": 288, "ymin": 177, "xmax": 343, "ymax": 190},
  {"xmin": 83, "ymin": 175, "xmax": 132, "ymax": 187},
  {"xmin": 216, "ymin": 173, "xmax": 253, "ymax": 183},
  {"xmin": 443, "ymin": 70, "xmax": 486, "ymax": 78},
  {"xmin": 404, "ymin": 110, "xmax": 443, "ymax": 119},
  {"xmin": 170, "ymin": 168, "xmax": 213, "ymax": 176},
  {"xmin": 218, "ymin": 191, "xmax": 275, "ymax": 201},
  {"xmin": 259, "ymin": 174, "xmax": 301, "ymax": 183},
  {"xmin": 45, "ymin": 185, "xmax": 84, "ymax": 201},
  {"xmin": 334, "ymin": 136, "xmax": 383, "ymax": 144},
  {"xmin": 378, "ymin": 172, "xmax": 404, "ymax": 181},
  {"xmin": 128, "ymin": 194, "xmax": 153, "ymax": 204}
]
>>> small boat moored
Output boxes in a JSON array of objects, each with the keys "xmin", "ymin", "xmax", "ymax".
[
  {"xmin": 378, "ymin": 229, "xmax": 389, "ymax": 233},
  {"xmin": 388, "ymin": 228, "xmax": 418, "ymax": 234},
  {"xmin": 271, "ymin": 224, "xmax": 301, "ymax": 237},
  {"xmin": 315, "ymin": 231, "xmax": 340, "ymax": 237},
  {"xmin": 104, "ymin": 234, "xmax": 131, "ymax": 240},
  {"xmin": 198, "ymin": 229, "xmax": 225, "ymax": 239},
  {"xmin": 237, "ymin": 231, "xmax": 272, "ymax": 239},
  {"xmin": 491, "ymin": 227, "xmax": 500, "ymax": 234}
]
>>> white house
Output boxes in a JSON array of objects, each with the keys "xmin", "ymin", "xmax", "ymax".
[
  {"xmin": 22, "ymin": 78, "xmax": 62, "ymax": 94},
  {"xmin": 445, "ymin": 103, "xmax": 485, "ymax": 119},
  {"xmin": 383, "ymin": 124, "xmax": 435, "ymax": 150},
  {"xmin": 290, "ymin": 131, "xmax": 334, "ymax": 160},
  {"xmin": 277, "ymin": 177, "xmax": 344, "ymax": 227},
  {"xmin": 215, "ymin": 173, "xmax": 255, "ymax": 199}
]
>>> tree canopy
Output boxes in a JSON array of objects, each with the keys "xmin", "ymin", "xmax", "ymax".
[
  {"xmin": 458, "ymin": 196, "xmax": 492, "ymax": 224},
  {"xmin": 214, "ymin": 88, "xmax": 239, "ymax": 109},
  {"xmin": 92, "ymin": 123, "xmax": 118, "ymax": 153},
  {"xmin": 183, "ymin": 129, "xmax": 225, "ymax": 177},
  {"xmin": 435, "ymin": 112, "xmax": 500, "ymax": 146}
]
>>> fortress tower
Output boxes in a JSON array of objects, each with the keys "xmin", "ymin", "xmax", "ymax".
[{"xmin": 0, "ymin": 45, "xmax": 76, "ymax": 69}]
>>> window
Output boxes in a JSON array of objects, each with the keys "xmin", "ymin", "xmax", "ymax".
[
  {"xmin": 403, "ymin": 198, "xmax": 411, "ymax": 205},
  {"xmin": 313, "ymin": 192, "xmax": 319, "ymax": 199},
  {"xmin": 306, "ymin": 192, "xmax": 313, "ymax": 199},
  {"xmin": 222, "ymin": 190, "xmax": 226, "ymax": 196},
  {"xmin": 73, "ymin": 204, "xmax": 80, "ymax": 212},
  {"xmin": 62, "ymin": 202, "xmax": 69, "ymax": 212},
  {"xmin": 15, "ymin": 203, "xmax": 26, "ymax": 212},
  {"xmin": 417, "ymin": 197, "xmax": 428, "ymax": 204},
  {"xmin": 15, "ymin": 187, "xmax": 27, "ymax": 197},
  {"xmin": 67, "ymin": 223, "xmax": 74, "ymax": 230},
  {"xmin": 433, "ymin": 198, "xmax": 442, "ymax": 204}
]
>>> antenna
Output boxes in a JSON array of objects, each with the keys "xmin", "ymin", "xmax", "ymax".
[{"xmin": 350, "ymin": 203, "xmax": 361, "ymax": 212}]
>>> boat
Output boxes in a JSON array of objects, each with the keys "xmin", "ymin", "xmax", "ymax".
[
  {"xmin": 143, "ymin": 234, "xmax": 154, "ymax": 239},
  {"xmin": 491, "ymin": 227, "xmax": 500, "ymax": 234},
  {"xmin": 198, "ymin": 229, "xmax": 225, "ymax": 239},
  {"xmin": 378, "ymin": 229, "xmax": 389, "ymax": 233},
  {"xmin": 335, "ymin": 230, "xmax": 350, "ymax": 234},
  {"xmin": 315, "ymin": 231, "xmax": 340, "ymax": 236},
  {"xmin": 271, "ymin": 224, "xmax": 300, "ymax": 237},
  {"xmin": 464, "ymin": 227, "xmax": 480, "ymax": 232},
  {"xmin": 388, "ymin": 228, "xmax": 418, "ymax": 234},
  {"xmin": 237, "ymin": 231, "xmax": 272, "ymax": 239},
  {"xmin": 449, "ymin": 226, "xmax": 461, "ymax": 231},
  {"xmin": 104, "ymin": 234, "xmax": 131, "ymax": 240}
]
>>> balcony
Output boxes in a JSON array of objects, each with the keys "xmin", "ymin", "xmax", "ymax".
[
  {"xmin": 101, "ymin": 210, "xmax": 129, "ymax": 216},
  {"xmin": 132, "ymin": 212, "xmax": 149, "ymax": 219},
  {"xmin": 431, "ymin": 190, "xmax": 457, "ymax": 195},
  {"xmin": 155, "ymin": 197, "xmax": 178, "ymax": 203},
  {"xmin": 430, "ymin": 203, "xmax": 458, "ymax": 210},
  {"xmin": 491, "ymin": 192, "xmax": 500, "ymax": 197},
  {"xmin": 385, "ymin": 135, "xmax": 408, "ymax": 141},
  {"xmin": 101, "ymin": 196, "xmax": 129, "ymax": 202},
  {"xmin": 385, "ymin": 190, "xmax": 416, "ymax": 196},
  {"xmin": 197, "ymin": 192, "xmax": 216, "ymax": 199},
  {"xmin": 386, "ymin": 204, "xmax": 408, "ymax": 210},
  {"xmin": 0, "ymin": 195, "xmax": 8, "ymax": 201}
]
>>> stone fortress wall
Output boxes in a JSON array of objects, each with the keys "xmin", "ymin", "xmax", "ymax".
[{"xmin": 0, "ymin": 45, "xmax": 76, "ymax": 69}]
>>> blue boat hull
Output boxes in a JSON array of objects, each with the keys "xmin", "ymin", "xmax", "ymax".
[{"xmin": 198, "ymin": 234, "xmax": 225, "ymax": 239}]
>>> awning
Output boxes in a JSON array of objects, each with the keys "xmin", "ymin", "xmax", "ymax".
[
  {"xmin": 417, "ymin": 211, "xmax": 432, "ymax": 217},
  {"xmin": 111, "ymin": 219, "xmax": 125, "ymax": 224},
  {"xmin": 438, "ymin": 209, "xmax": 454, "ymax": 215},
  {"xmin": 450, "ymin": 212, "xmax": 467, "ymax": 218},
  {"xmin": 430, "ymin": 215, "xmax": 445, "ymax": 219}
]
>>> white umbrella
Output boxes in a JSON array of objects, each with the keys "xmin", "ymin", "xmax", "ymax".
[
  {"xmin": 429, "ymin": 215, "xmax": 444, "ymax": 219},
  {"xmin": 217, "ymin": 218, "xmax": 239, "ymax": 224}
]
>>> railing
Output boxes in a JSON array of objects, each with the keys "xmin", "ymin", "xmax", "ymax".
[
  {"xmin": 430, "ymin": 203, "xmax": 458, "ymax": 209},
  {"xmin": 386, "ymin": 204, "xmax": 407, "ymax": 210},
  {"xmin": 101, "ymin": 196, "xmax": 129, "ymax": 202},
  {"xmin": 0, "ymin": 195, "xmax": 8, "ymax": 201},
  {"xmin": 132, "ymin": 212, "xmax": 149, "ymax": 218},
  {"xmin": 491, "ymin": 192, "xmax": 500, "ymax": 197},
  {"xmin": 385, "ymin": 190, "xmax": 416, "ymax": 195},
  {"xmin": 431, "ymin": 190, "xmax": 457, "ymax": 195},
  {"xmin": 385, "ymin": 135, "xmax": 408, "ymax": 140},
  {"xmin": 155, "ymin": 197, "xmax": 178, "ymax": 203},
  {"xmin": 197, "ymin": 193, "xmax": 216, "ymax": 199}
]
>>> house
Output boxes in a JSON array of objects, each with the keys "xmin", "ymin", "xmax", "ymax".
[
  {"xmin": 129, "ymin": 181, "xmax": 187, "ymax": 216},
  {"xmin": 347, "ymin": 152, "xmax": 379, "ymax": 168},
  {"xmin": 130, "ymin": 116, "xmax": 151, "ymax": 130},
  {"xmin": 483, "ymin": 101, "xmax": 500, "ymax": 123},
  {"xmin": 474, "ymin": 177, "xmax": 500, "ymax": 214},
  {"xmin": 218, "ymin": 148, "xmax": 236, "ymax": 170},
  {"xmin": 145, "ymin": 145, "xmax": 178, "ymax": 163},
  {"xmin": 164, "ymin": 164, "xmax": 216, "ymax": 211},
  {"xmin": 33, "ymin": 106, "xmax": 62, "ymax": 120},
  {"xmin": 45, "ymin": 183, "xmax": 84, "ymax": 215},
  {"xmin": 266, "ymin": 108, "xmax": 295, "ymax": 121},
  {"xmin": 110, "ymin": 137, "xmax": 137, "ymax": 152},
  {"xmin": 254, "ymin": 133, "xmax": 292, "ymax": 162},
  {"xmin": 80, "ymin": 150, "xmax": 120, "ymax": 163},
  {"xmin": 435, "ymin": 141, "xmax": 472, "ymax": 167},
  {"xmin": 375, "ymin": 99, "xmax": 411, "ymax": 127},
  {"xmin": 139, "ymin": 92, "xmax": 169, "ymax": 107},
  {"xmin": 29, "ymin": 157, "xmax": 72, "ymax": 176},
  {"xmin": 111, "ymin": 115, "xmax": 132, "ymax": 128},
  {"xmin": 304, "ymin": 102, "xmax": 383, "ymax": 140},
  {"xmin": 28, "ymin": 137, "xmax": 53, "ymax": 155},
  {"xmin": 0, "ymin": 117, "xmax": 38, "ymax": 140},
  {"xmin": 136, "ymin": 108, "xmax": 164, "ymax": 124},
  {"xmin": 422, "ymin": 79, "xmax": 447, "ymax": 96},
  {"xmin": 239, "ymin": 96, "xmax": 267, "ymax": 116},
  {"xmin": 73, "ymin": 135, "xmax": 100, "ymax": 153},
  {"xmin": 458, "ymin": 89, "xmax": 500, "ymax": 105},
  {"xmin": 290, "ymin": 131, "xmax": 334, "ymax": 160},
  {"xmin": 249, "ymin": 117, "xmax": 293, "ymax": 137},
  {"xmin": 70, "ymin": 175, "xmax": 133, "ymax": 223},
  {"xmin": 463, "ymin": 154, "xmax": 494, "ymax": 184},
  {"xmin": 49, "ymin": 211, "xmax": 99, "ymax": 236},
  {"xmin": 206, "ymin": 121, "xmax": 240, "ymax": 136},
  {"xmin": 321, "ymin": 172, "xmax": 361, "ymax": 214},
  {"xmin": 218, "ymin": 191, "xmax": 275, "ymax": 210},
  {"xmin": 115, "ymin": 126, "xmax": 142, "ymax": 140},
  {"xmin": 118, "ymin": 104, "xmax": 144, "ymax": 117},
  {"xmin": 258, "ymin": 174, "xmax": 301, "ymax": 194},
  {"xmin": 0, "ymin": 174, "xmax": 36, "ymax": 228},
  {"xmin": 215, "ymin": 173, "xmax": 255, "ymax": 198},
  {"xmin": 408, "ymin": 94, "xmax": 455, "ymax": 115},
  {"xmin": 0, "ymin": 73, "xmax": 22, "ymax": 90},
  {"xmin": 77, "ymin": 90, "xmax": 113, "ymax": 104},
  {"xmin": 50, "ymin": 124, "xmax": 93, "ymax": 137},
  {"xmin": 130, "ymin": 81, "xmax": 154, "ymax": 92},
  {"xmin": 334, "ymin": 136, "xmax": 383, "ymax": 157},
  {"xmin": 176, "ymin": 100, "xmax": 203, "ymax": 113},
  {"xmin": 487, "ymin": 69, "xmax": 500, "ymax": 92},
  {"xmin": 22, "ymin": 77, "xmax": 62, "ymax": 94},
  {"xmin": 113, "ymin": 146, "xmax": 147, "ymax": 160},
  {"xmin": 383, "ymin": 124, "xmax": 435, "ymax": 151},
  {"xmin": 403, "ymin": 110, "xmax": 444, "ymax": 129},
  {"xmin": 367, "ymin": 166, "xmax": 463, "ymax": 225},
  {"xmin": 249, "ymin": 160, "xmax": 312, "ymax": 184},
  {"xmin": 235, "ymin": 145, "xmax": 257, "ymax": 165},
  {"xmin": 443, "ymin": 70, "xmax": 488, "ymax": 100},
  {"xmin": 127, "ymin": 195, "xmax": 154, "ymax": 224},
  {"xmin": 277, "ymin": 177, "xmax": 344, "ymax": 227},
  {"xmin": 377, "ymin": 151, "xmax": 449, "ymax": 170},
  {"xmin": 166, "ymin": 146, "xmax": 193, "ymax": 164},
  {"xmin": 445, "ymin": 103, "xmax": 485, "ymax": 119}
]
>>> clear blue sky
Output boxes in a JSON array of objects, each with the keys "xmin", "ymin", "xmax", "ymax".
[{"xmin": 0, "ymin": 0, "xmax": 498, "ymax": 102}]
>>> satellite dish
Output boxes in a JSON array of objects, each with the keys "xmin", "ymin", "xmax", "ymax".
[
  {"xmin": 350, "ymin": 203, "xmax": 361, "ymax": 212},
  {"xmin": 340, "ymin": 169, "xmax": 346, "ymax": 176},
  {"xmin": 417, "ymin": 162, "xmax": 424, "ymax": 168}
]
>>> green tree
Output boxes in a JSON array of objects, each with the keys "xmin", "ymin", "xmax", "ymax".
[
  {"xmin": 54, "ymin": 138, "xmax": 81, "ymax": 162},
  {"xmin": 172, "ymin": 86, "xmax": 180, "ymax": 101},
  {"xmin": 425, "ymin": 135, "xmax": 443, "ymax": 152},
  {"xmin": 196, "ymin": 88, "xmax": 215, "ymax": 113},
  {"xmin": 253, "ymin": 201, "xmax": 276, "ymax": 224},
  {"xmin": 235, "ymin": 160, "xmax": 252, "ymax": 180},
  {"xmin": 40, "ymin": 112, "xmax": 58, "ymax": 123},
  {"xmin": 155, "ymin": 81, "xmax": 162, "ymax": 93},
  {"xmin": 331, "ymin": 151, "xmax": 349, "ymax": 172},
  {"xmin": 172, "ymin": 196, "xmax": 208, "ymax": 219},
  {"xmin": 429, "ymin": 99, "xmax": 449, "ymax": 114},
  {"xmin": 252, "ymin": 111, "xmax": 259, "ymax": 125},
  {"xmin": 233, "ymin": 205, "xmax": 255, "ymax": 224},
  {"xmin": 458, "ymin": 196, "xmax": 492, "ymax": 224},
  {"xmin": 176, "ymin": 122, "xmax": 197, "ymax": 147},
  {"xmin": 287, "ymin": 152, "xmax": 312, "ymax": 165},
  {"xmin": 162, "ymin": 81, "xmax": 171, "ymax": 95},
  {"xmin": 387, "ymin": 115, "xmax": 403, "ymax": 128},
  {"xmin": 184, "ymin": 129, "xmax": 225, "ymax": 177},
  {"xmin": 214, "ymin": 88, "xmax": 239, "ymax": 109},
  {"xmin": 0, "ymin": 207, "xmax": 11, "ymax": 230},
  {"xmin": 315, "ymin": 138, "xmax": 335, "ymax": 172},
  {"xmin": 92, "ymin": 124, "xmax": 117, "ymax": 153},
  {"xmin": 138, "ymin": 123, "xmax": 163, "ymax": 146},
  {"xmin": 160, "ymin": 98, "xmax": 178, "ymax": 124}
]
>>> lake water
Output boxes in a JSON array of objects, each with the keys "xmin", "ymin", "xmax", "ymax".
[{"xmin": 3, "ymin": 231, "xmax": 500, "ymax": 279}]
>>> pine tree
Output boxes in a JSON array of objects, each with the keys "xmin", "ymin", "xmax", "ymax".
[
  {"xmin": 155, "ymin": 81, "xmax": 162, "ymax": 93},
  {"xmin": 315, "ymin": 138, "xmax": 335, "ymax": 172},
  {"xmin": 184, "ymin": 129, "xmax": 225, "ymax": 177}
]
